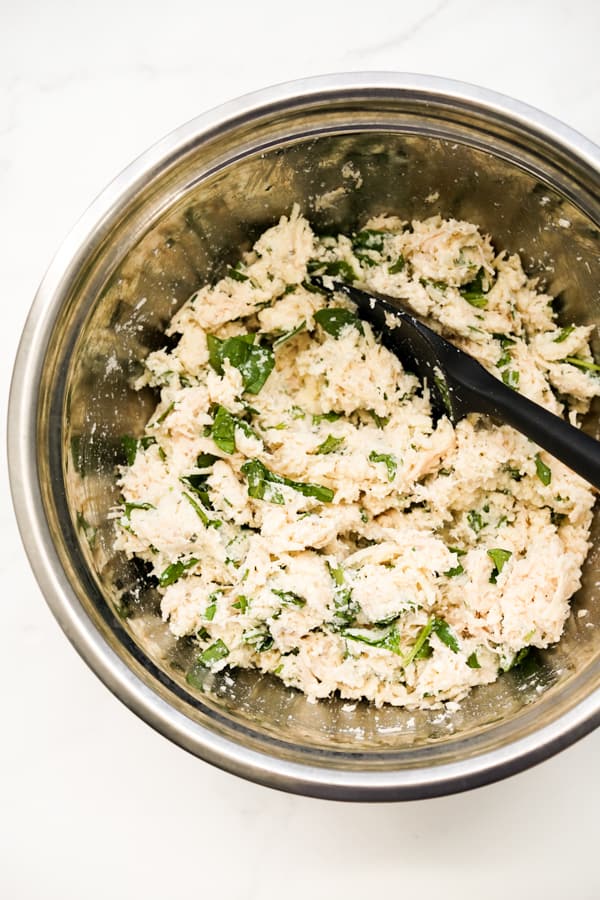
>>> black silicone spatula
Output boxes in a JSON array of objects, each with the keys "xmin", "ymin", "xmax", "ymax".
[{"xmin": 313, "ymin": 278, "xmax": 600, "ymax": 490}]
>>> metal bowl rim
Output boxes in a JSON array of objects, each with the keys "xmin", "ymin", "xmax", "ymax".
[{"xmin": 8, "ymin": 71, "xmax": 600, "ymax": 801}]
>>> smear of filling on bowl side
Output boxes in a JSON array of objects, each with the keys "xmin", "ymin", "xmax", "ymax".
[{"xmin": 114, "ymin": 206, "xmax": 600, "ymax": 709}]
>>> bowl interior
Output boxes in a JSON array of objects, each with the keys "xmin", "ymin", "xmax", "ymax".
[{"xmin": 37, "ymin": 93, "xmax": 600, "ymax": 773}]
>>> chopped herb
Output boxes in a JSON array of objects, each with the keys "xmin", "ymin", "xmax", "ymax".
[
  {"xmin": 199, "ymin": 638, "xmax": 229, "ymax": 666},
  {"xmin": 209, "ymin": 405, "xmax": 258, "ymax": 455},
  {"xmin": 272, "ymin": 320, "xmax": 306, "ymax": 349},
  {"xmin": 504, "ymin": 464, "xmax": 524, "ymax": 481},
  {"xmin": 360, "ymin": 508, "xmax": 369, "ymax": 523},
  {"xmin": 421, "ymin": 278, "xmax": 448, "ymax": 292},
  {"xmin": 352, "ymin": 229, "xmax": 385, "ymax": 252},
  {"xmin": 156, "ymin": 402, "xmax": 175, "ymax": 425},
  {"xmin": 444, "ymin": 561, "xmax": 464, "ymax": 577},
  {"xmin": 487, "ymin": 548, "xmax": 512, "ymax": 584},
  {"xmin": 121, "ymin": 500, "xmax": 155, "ymax": 521},
  {"xmin": 493, "ymin": 333, "xmax": 516, "ymax": 348},
  {"xmin": 210, "ymin": 405, "xmax": 236, "ymax": 455},
  {"xmin": 467, "ymin": 509, "xmax": 485, "ymax": 533},
  {"xmin": 227, "ymin": 265, "xmax": 249, "ymax": 282},
  {"xmin": 431, "ymin": 617, "xmax": 460, "ymax": 653},
  {"xmin": 313, "ymin": 411, "xmax": 342, "ymax": 425},
  {"xmin": 534, "ymin": 452, "xmax": 552, "ymax": 486},
  {"xmin": 502, "ymin": 368, "xmax": 520, "ymax": 389},
  {"xmin": 388, "ymin": 255, "xmax": 406, "ymax": 274},
  {"xmin": 369, "ymin": 450, "xmax": 397, "ymax": 482},
  {"xmin": 459, "ymin": 268, "xmax": 489, "ymax": 307},
  {"xmin": 308, "ymin": 259, "xmax": 358, "ymax": 282},
  {"xmin": 342, "ymin": 623, "xmax": 401, "ymax": 655},
  {"xmin": 232, "ymin": 595, "xmax": 249, "ymax": 613},
  {"xmin": 121, "ymin": 434, "xmax": 157, "ymax": 466},
  {"xmin": 314, "ymin": 307, "xmax": 364, "ymax": 338},
  {"xmin": 121, "ymin": 435, "xmax": 139, "ymax": 466},
  {"xmin": 433, "ymin": 371, "xmax": 453, "ymax": 416},
  {"xmin": 204, "ymin": 593, "xmax": 219, "ymax": 621},
  {"xmin": 502, "ymin": 646, "xmax": 530, "ymax": 672},
  {"xmin": 241, "ymin": 458, "xmax": 334, "ymax": 504},
  {"xmin": 563, "ymin": 356, "xmax": 600, "ymax": 373},
  {"xmin": 302, "ymin": 279, "xmax": 326, "ymax": 294},
  {"xmin": 466, "ymin": 652, "xmax": 481, "ymax": 669},
  {"xmin": 181, "ymin": 473, "xmax": 212, "ymax": 510},
  {"xmin": 185, "ymin": 665, "xmax": 205, "ymax": 690},
  {"xmin": 290, "ymin": 405, "xmax": 305, "ymax": 420},
  {"xmin": 550, "ymin": 510, "xmax": 567, "ymax": 527},
  {"xmin": 243, "ymin": 624, "xmax": 274, "ymax": 652},
  {"xmin": 403, "ymin": 618, "xmax": 435, "ymax": 666},
  {"xmin": 76, "ymin": 511, "xmax": 97, "ymax": 548},
  {"xmin": 412, "ymin": 639, "xmax": 433, "ymax": 660},
  {"xmin": 315, "ymin": 434, "xmax": 345, "ymax": 455},
  {"xmin": 196, "ymin": 452, "xmax": 219, "ymax": 468},
  {"xmin": 497, "ymin": 349, "xmax": 512, "ymax": 368},
  {"xmin": 355, "ymin": 251, "xmax": 378, "ymax": 267},
  {"xmin": 369, "ymin": 410, "xmax": 390, "ymax": 429},
  {"xmin": 206, "ymin": 333, "xmax": 274, "ymax": 394},
  {"xmin": 272, "ymin": 589, "xmax": 306, "ymax": 607},
  {"xmin": 553, "ymin": 325, "xmax": 575, "ymax": 343},
  {"xmin": 327, "ymin": 562, "xmax": 360, "ymax": 630},
  {"xmin": 159, "ymin": 557, "xmax": 199, "ymax": 587},
  {"xmin": 182, "ymin": 491, "xmax": 221, "ymax": 528}
]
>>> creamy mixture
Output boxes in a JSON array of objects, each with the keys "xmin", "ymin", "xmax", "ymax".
[{"xmin": 115, "ymin": 207, "xmax": 600, "ymax": 708}]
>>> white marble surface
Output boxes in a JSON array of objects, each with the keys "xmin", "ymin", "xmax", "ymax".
[{"xmin": 2, "ymin": 1, "xmax": 600, "ymax": 897}]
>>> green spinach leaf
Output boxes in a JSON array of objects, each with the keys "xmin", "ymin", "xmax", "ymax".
[
  {"xmin": 553, "ymin": 325, "xmax": 575, "ymax": 343},
  {"xmin": 308, "ymin": 259, "xmax": 358, "ymax": 282},
  {"xmin": 459, "ymin": 268, "xmax": 489, "ymax": 307},
  {"xmin": 563, "ymin": 356, "xmax": 600, "ymax": 373},
  {"xmin": 315, "ymin": 434, "xmax": 345, "ymax": 454},
  {"xmin": 314, "ymin": 307, "xmax": 364, "ymax": 338},
  {"xmin": 342, "ymin": 624, "xmax": 401, "ymax": 655},
  {"xmin": 534, "ymin": 452, "xmax": 552, "ymax": 486},
  {"xmin": 368, "ymin": 450, "xmax": 397, "ymax": 481},
  {"xmin": 121, "ymin": 435, "xmax": 157, "ymax": 466},
  {"xmin": 352, "ymin": 229, "xmax": 385, "ymax": 252},
  {"xmin": 487, "ymin": 548, "xmax": 512, "ymax": 584},
  {"xmin": 159, "ymin": 557, "xmax": 199, "ymax": 587},
  {"xmin": 210, "ymin": 405, "xmax": 258, "ymax": 455},
  {"xmin": 243, "ymin": 624, "xmax": 274, "ymax": 652},
  {"xmin": 388, "ymin": 255, "xmax": 406, "ymax": 274},
  {"xmin": 327, "ymin": 562, "xmax": 360, "ymax": 630},
  {"xmin": 272, "ymin": 589, "xmax": 306, "ymax": 608},
  {"xmin": 199, "ymin": 638, "xmax": 229, "ymax": 666},
  {"xmin": 272, "ymin": 320, "xmax": 306, "ymax": 349},
  {"xmin": 241, "ymin": 459, "xmax": 334, "ymax": 504},
  {"xmin": 206, "ymin": 333, "xmax": 274, "ymax": 394},
  {"xmin": 431, "ymin": 617, "xmax": 460, "ymax": 653}
]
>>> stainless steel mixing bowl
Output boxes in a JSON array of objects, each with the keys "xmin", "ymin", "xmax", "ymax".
[{"xmin": 9, "ymin": 73, "xmax": 600, "ymax": 800}]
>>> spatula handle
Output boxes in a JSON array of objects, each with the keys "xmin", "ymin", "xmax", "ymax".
[{"xmin": 467, "ymin": 368, "xmax": 600, "ymax": 490}]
